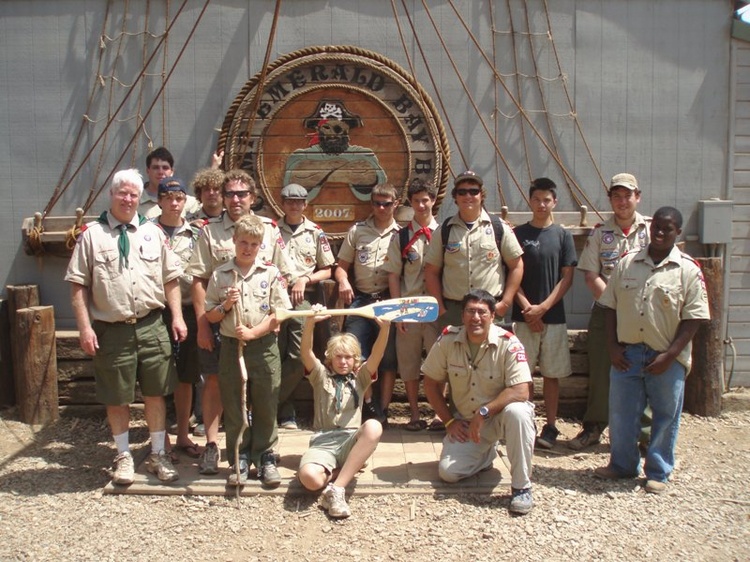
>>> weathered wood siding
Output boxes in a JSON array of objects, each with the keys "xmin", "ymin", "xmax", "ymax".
[{"xmin": 0, "ymin": 1, "xmax": 739, "ymax": 381}]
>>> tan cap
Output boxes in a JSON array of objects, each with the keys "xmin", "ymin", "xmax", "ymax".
[
  {"xmin": 609, "ymin": 173, "xmax": 639, "ymax": 191},
  {"xmin": 280, "ymin": 183, "xmax": 308, "ymax": 200}
]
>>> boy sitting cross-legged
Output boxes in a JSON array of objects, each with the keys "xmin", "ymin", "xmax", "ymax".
[{"xmin": 297, "ymin": 306, "xmax": 391, "ymax": 518}]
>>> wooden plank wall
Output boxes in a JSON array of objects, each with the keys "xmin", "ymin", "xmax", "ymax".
[{"xmin": 731, "ymin": 43, "xmax": 750, "ymax": 387}]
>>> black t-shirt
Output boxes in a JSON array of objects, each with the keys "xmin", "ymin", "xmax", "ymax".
[{"xmin": 511, "ymin": 222, "xmax": 577, "ymax": 324}]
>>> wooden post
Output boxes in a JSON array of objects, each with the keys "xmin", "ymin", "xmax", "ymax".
[
  {"xmin": 0, "ymin": 299, "xmax": 13, "ymax": 406},
  {"xmin": 684, "ymin": 257, "xmax": 723, "ymax": 417},
  {"xmin": 3, "ymin": 285, "xmax": 41, "ymax": 407},
  {"xmin": 13, "ymin": 306, "xmax": 59, "ymax": 424}
]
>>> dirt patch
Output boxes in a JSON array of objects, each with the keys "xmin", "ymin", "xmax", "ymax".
[{"xmin": 0, "ymin": 391, "xmax": 748, "ymax": 562}]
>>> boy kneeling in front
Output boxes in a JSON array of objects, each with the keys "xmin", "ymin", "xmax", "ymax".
[{"xmin": 297, "ymin": 307, "xmax": 391, "ymax": 518}]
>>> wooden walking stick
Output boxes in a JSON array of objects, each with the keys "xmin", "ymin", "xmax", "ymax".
[{"xmin": 232, "ymin": 270, "xmax": 249, "ymax": 502}]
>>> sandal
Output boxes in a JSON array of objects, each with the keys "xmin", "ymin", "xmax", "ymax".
[
  {"xmin": 404, "ymin": 419, "xmax": 427, "ymax": 431},
  {"xmin": 174, "ymin": 442, "xmax": 202, "ymax": 458},
  {"xmin": 427, "ymin": 418, "xmax": 445, "ymax": 432}
]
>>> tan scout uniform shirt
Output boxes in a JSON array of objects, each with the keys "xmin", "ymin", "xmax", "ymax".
[
  {"xmin": 307, "ymin": 361, "xmax": 374, "ymax": 430},
  {"xmin": 278, "ymin": 216, "xmax": 335, "ymax": 283},
  {"xmin": 423, "ymin": 210, "xmax": 523, "ymax": 300},
  {"xmin": 186, "ymin": 212, "xmax": 291, "ymax": 281},
  {"xmin": 204, "ymin": 259, "xmax": 292, "ymax": 338},
  {"xmin": 422, "ymin": 324, "xmax": 532, "ymax": 419},
  {"xmin": 155, "ymin": 220, "xmax": 200, "ymax": 306},
  {"xmin": 577, "ymin": 212, "xmax": 650, "ymax": 296},
  {"xmin": 65, "ymin": 212, "xmax": 182, "ymax": 323},
  {"xmin": 598, "ymin": 246, "xmax": 710, "ymax": 371},
  {"xmin": 337, "ymin": 216, "xmax": 400, "ymax": 295},
  {"xmin": 383, "ymin": 218, "xmax": 439, "ymax": 297},
  {"xmin": 139, "ymin": 189, "xmax": 201, "ymax": 219}
]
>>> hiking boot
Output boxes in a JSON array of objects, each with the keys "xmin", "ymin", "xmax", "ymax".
[
  {"xmin": 321, "ymin": 483, "xmax": 351, "ymax": 518},
  {"xmin": 509, "ymin": 487, "xmax": 534, "ymax": 515},
  {"xmin": 568, "ymin": 426, "xmax": 601, "ymax": 450},
  {"xmin": 145, "ymin": 450, "xmax": 179, "ymax": 482},
  {"xmin": 227, "ymin": 459, "xmax": 248, "ymax": 486},
  {"xmin": 594, "ymin": 465, "xmax": 636, "ymax": 480},
  {"xmin": 536, "ymin": 424, "xmax": 560, "ymax": 450},
  {"xmin": 198, "ymin": 442, "xmax": 220, "ymax": 475},
  {"xmin": 278, "ymin": 417, "xmax": 298, "ymax": 430},
  {"xmin": 258, "ymin": 451, "xmax": 282, "ymax": 488},
  {"xmin": 111, "ymin": 451, "xmax": 134, "ymax": 485},
  {"xmin": 644, "ymin": 479, "xmax": 668, "ymax": 494}
]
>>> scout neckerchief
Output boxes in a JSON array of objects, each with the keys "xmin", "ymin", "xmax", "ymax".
[
  {"xmin": 331, "ymin": 372, "xmax": 358, "ymax": 413},
  {"xmin": 400, "ymin": 223, "xmax": 432, "ymax": 259},
  {"xmin": 98, "ymin": 211, "xmax": 147, "ymax": 268}
]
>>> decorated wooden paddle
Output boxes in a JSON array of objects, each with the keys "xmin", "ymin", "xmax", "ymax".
[{"xmin": 275, "ymin": 296, "xmax": 439, "ymax": 323}]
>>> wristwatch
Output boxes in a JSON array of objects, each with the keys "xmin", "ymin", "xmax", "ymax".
[{"xmin": 478, "ymin": 405, "xmax": 490, "ymax": 419}]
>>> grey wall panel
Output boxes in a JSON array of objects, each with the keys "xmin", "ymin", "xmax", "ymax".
[{"xmin": 0, "ymin": 0, "xmax": 734, "ymax": 330}]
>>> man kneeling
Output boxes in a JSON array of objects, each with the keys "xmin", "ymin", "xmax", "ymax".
[
  {"xmin": 297, "ymin": 307, "xmax": 391, "ymax": 518},
  {"xmin": 422, "ymin": 289, "xmax": 536, "ymax": 514}
]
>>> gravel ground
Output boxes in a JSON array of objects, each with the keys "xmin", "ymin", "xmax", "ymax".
[{"xmin": 1, "ymin": 391, "xmax": 749, "ymax": 562}]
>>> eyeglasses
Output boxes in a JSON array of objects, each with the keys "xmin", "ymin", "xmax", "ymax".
[
  {"xmin": 456, "ymin": 188, "xmax": 481, "ymax": 197},
  {"xmin": 372, "ymin": 200, "xmax": 394, "ymax": 208},
  {"xmin": 463, "ymin": 307, "xmax": 491, "ymax": 318},
  {"xmin": 224, "ymin": 190, "xmax": 250, "ymax": 199}
]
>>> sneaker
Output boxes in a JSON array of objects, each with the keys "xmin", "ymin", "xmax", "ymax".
[
  {"xmin": 258, "ymin": 451, "xmax": 282, "ymax": 488},
  {"xmin": 192, "ymin": 423, "xmax": 206, "ymax": 437},
  {"xmin": 536, "ymin": 424, "xmax": 560, "ymax": 450},
  {"xmin": 145, "ymin": 450, "xmax": 179, "ymax": 482},
  {"xmin": 111, "ymin": 451, "xmax": 134, "ymax": 485},
  {"xmin": 198, "ymin": 442, "xmax": 220, "ymax": 475},
  {"xmin": 568, "ymin": 426, "xmax": 602, "ymax": 451},
  {"xmin": 227, "ymin": 459, "xmax": 248, "ymax": 486},
  {"xmin": 279, "ymin": 417, "xmax": 298, "ymax": 430},
  {"xmin": 509, "ymin": 487, "xmax": 533, "ymax": 515},
  {"xmin": 594, "ymin": 465, "xmax": 636, "ymax": 480},
  {"xmin": 644, "ymin": 479, "xmax": 668, "ymax": 494},
  {"xmin": 321, "ymin": 484, "xmax": 351, "ymax": 518}
]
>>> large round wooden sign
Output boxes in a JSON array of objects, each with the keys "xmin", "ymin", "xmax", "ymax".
[{"xmin": 218, "ymin": 45, "xmax": 450, "ymax": 238}]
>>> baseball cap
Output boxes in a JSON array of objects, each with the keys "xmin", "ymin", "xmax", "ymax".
[
  {"xmin": 454, "ymin": 170, "xmax": 484, "ymax": 187},
  {"xmin": 609, "ymin": 173, "xmax": 639, "ymax": 192},
  {"xmin": 158, "ymin": 177, "xmax": 187, "ymax": 195},
  {"xmin": 280, "ymin": 183, "xmax": 309, "ymax": 200}
]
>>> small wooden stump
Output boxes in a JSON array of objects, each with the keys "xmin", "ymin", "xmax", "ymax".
[{"xmin": 13, "ymin": 306, "xmax": 59, "ymax": 424}]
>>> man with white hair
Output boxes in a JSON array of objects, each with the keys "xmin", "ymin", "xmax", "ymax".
[{"xmin": 66, "ymin": 169, "xmax": 187, "ymax": 486}]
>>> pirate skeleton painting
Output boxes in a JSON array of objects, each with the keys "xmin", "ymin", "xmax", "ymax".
[{"xmin": 283, "ymin": 101, "xmax": 387, "ymax": 202}]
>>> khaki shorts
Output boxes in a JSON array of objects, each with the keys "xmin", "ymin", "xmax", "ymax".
[
  {"xmin": 513, "ymin": 321, "xmax": 571, "ymax": 379},
  {"xmin": 299, "ymin": 428, "xmax": 359, "ymax": 473},
  {"xmin": 395, "ymin": 321, "xmax": 439, "ymax": 381},
  {"xmin": 92, "ymin": 310, "xmax": 177, "ymax": 405}
]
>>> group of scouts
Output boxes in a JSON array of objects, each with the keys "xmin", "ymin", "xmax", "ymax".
[{"xmin": 65, "ymin": 146, "xmax": 710, "ymax": 519}]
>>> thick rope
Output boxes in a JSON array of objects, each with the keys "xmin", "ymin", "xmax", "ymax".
[
  {"xmin": 521, "ymin": 0, "xmax": 582, "ymax": 208},
  {"xmin": 83, "ymin": 0, "xmax": 211, "ymax": 214},
  {"xmin": 395, "ymin": 0, "xmax": 466, "ymax": 179},
  {"xmin": 507, "ymin": 0, "xmax": 534, "ymax": 184},
  {"xmin": 230, "ymin": 0, "xmax": 283, "ymax": 171},
  {"xmin": 420, "ymin": 0, "xmax": 528, "ymax": 204},
  {"xmin": 543, "ymin": 0, "xmax": 607, "ymax": 196},
  {"xmin": 489, "ymin": 1, "xmax": 507, "ymax": 208}
]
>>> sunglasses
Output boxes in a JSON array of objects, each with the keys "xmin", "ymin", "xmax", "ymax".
[
  {"xmin": 224, "ymin": 190, "xmax": 250, "ymax": 199},
  {"xmin": 372, "ymin": 200, "xmax": 394, "ymax": 208},
  {"xmin": 456, "ymin": 188, "xmax": 481, "ymax": 196}
]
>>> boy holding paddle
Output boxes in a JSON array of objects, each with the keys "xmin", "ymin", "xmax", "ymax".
[{"xmin": 297, "ymin": 305, "xmax": 391, "ymax": 518}]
